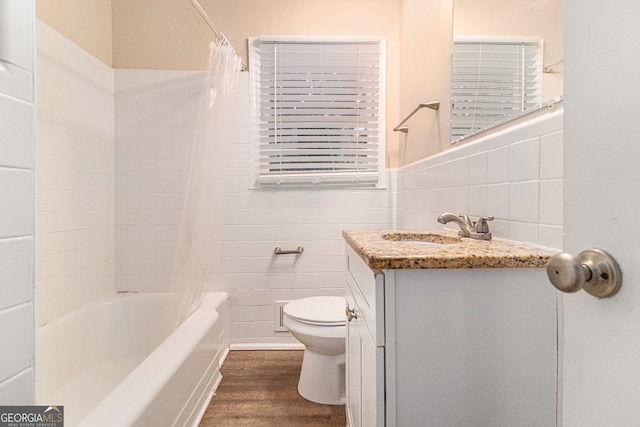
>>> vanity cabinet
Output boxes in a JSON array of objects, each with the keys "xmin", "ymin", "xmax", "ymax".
[
  {"xmin": 344, "ymin": 243, "xmax": 558, "ymax": 427},
  {"xmin": 345, "ymin": 245, "xmax": 385, "ymax": 427}
]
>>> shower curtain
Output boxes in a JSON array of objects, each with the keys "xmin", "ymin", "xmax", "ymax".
[{"xmin": 170, "ymin": 37, "xmax": 242, "ymax": 324}]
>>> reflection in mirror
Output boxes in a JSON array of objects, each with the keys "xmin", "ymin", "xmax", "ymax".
[{"xmin": 451, "ymin": 0, "xmax": 563, "ymax": 142}]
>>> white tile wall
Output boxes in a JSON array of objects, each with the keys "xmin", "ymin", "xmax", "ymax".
[
  {"xmin": 0, "ymin": 238, "xmax": 33, "ymax": 309},
  {"xmin": 36, "ymin": 21, "xmax": 115, "ymax": 326},
  {"xmin": 0, "ymin": 170, "xmax": 33, "ymax": 237},
  {"xmin": 0, "ymin": 89, "xmax": 34, "ymax": 168},
  {"xmin": 114, "ymin": 71, "xmax": 395, "ymax": 346},
  {"xmin": 221, "ymin": 74, "xmax": 394, "ymax": 346},
  {"xmin": 114, "ymin": 69, "xmax": 205, "ymax": 293},
  {"xmin": 397, "ymin": 104, "xmax": 564, "ymax": 249},
  {"xmin": 0, "ymin": 306, "xmax": 34, "ymax": 384},
  {"xmin": 0, "ymin": 0, "xmax": 35, "ymax": 404}
]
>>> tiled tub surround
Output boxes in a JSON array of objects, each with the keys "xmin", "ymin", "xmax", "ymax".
[
  {"xmin": 36, "ymin": 21, "xmax": 116, "ymax": 326},
  {"xmin": 114, "ymin": 68, "xmax": 209, "ymax": 294},
  {"xmin": 343, "ymin": 229, "xmax": 557, "ymax": 270},
  {"xmin": 36, "ymin": 26, "xmax": 232, "ymax": 421},
  {"xmin": 0, "ymin": 0, "xmax": 36, "ymax": 403},
  {"xmin": 34, "ymin": 26, "xmax": 392, "ymax": 348},
  {"xmin": 396, "ymin": 103, "xmax": 564, "ymax": 250}
]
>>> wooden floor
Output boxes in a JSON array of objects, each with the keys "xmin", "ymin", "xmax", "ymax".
[{"xmin": 199, "ymin": 350, "xmax": 346, "ymax": 427}]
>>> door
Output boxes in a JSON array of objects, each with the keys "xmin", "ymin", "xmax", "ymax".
[{"xmin": 562, "ymin": 1, "xmax": 640, "ymax": 425}]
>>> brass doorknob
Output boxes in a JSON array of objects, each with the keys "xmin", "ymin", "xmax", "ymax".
[{"xmin": 546, "ymin": 249, "xmax": 622, "ymax": 298}]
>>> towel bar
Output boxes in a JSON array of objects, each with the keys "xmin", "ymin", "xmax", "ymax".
[{"xmin": 274, "ymin": 246, "xmax": 304, "ymax": 255}]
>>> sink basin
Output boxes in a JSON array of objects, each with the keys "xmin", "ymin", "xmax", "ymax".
[{"xmin": 382, "ymin": 232, "xmax": 461, "ymax": 246}]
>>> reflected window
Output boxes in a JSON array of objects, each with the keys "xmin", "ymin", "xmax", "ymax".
[{"xmin": 451, "ymin": 36, "xmax": 542, "ymax": 140}]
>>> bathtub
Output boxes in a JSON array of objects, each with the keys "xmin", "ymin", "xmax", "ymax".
[{"xmin": 36, "ymin": 291, "xmax": 229, "ymax": 427}]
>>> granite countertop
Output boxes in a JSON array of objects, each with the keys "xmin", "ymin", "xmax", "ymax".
[{"xmin": 343, "ymin": 229, "xmax": 558, "ymax": 270}]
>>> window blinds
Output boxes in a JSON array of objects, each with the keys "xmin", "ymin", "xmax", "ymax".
[
  {"xmin": 450, "ymin": 37, "xmax": 542, "ymax": 140},
  {"xmin": 249, "ymin": 36, "xmax": 386, "ymax": 187}
]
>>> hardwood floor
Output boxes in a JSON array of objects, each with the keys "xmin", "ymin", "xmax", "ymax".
[{"xmin": 199, "ymin": 350, "xmax": 346, "ymax": 427}]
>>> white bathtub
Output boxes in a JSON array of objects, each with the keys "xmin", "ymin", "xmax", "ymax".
[{"xmin": 36, "ymin": 291, "xmax": 229, "ymax": 427}]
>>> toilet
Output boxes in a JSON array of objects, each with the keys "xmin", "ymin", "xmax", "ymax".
[{"xmin": 283, "ymin": 296, "xmax": 346, "ymax": 405}]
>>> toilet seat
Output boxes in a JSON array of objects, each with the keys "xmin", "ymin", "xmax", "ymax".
[{"xmin": 283, "ymin": 296, "xmax": 345, "ymax": 326}]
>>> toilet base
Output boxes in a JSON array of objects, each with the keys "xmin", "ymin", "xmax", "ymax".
[{"xmin": 297, "ymin": 349, "xmax": 345, "ymax": 405}]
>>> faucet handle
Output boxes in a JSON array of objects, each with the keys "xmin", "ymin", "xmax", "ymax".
[
  {"xmin": 459, "ymin": 214, "xmax": 474, "ymax": 226},
  {"xmin": 475, "ymin": 216, "xmax": 494, "ymax": 233}
]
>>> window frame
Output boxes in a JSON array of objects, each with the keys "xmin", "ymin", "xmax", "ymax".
[{"xmin": 248, "ymin": 35, "xmax": 387, "ymax": 189}]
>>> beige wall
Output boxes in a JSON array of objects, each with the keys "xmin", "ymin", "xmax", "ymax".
[
  {"xmin": 36, "ymin": 0, "xmax": 113, "ymax": 66},
  {"xmin": 112, "ymin": 0, "xmax": 399, "ymax": 70},
  {"xmin": 111, "ymin": 0, "xmax": 402, "ymax": 167},
  {"xmin": 33, "ymin": 0, "xmax": 560, "ymax": 169},
  {"xmin": 37, "ymin": 0, "xmax": 459, "ymax": 168},
  {"xmin": 111, "ymin": 0, "xmax": 210, "ymax": 71},
  {"xmin": 398, "ymin": 0, "xmax": 453, "ymax": 166}
]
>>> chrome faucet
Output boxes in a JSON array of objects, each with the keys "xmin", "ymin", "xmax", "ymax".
[{"xmin": 437, "ymin": 213, "xmax": 494, "ymax": 240}]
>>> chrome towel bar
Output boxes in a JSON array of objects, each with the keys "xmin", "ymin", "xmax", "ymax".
[
  {"xmin": 393, "ymin": 101, "xmax": 440, "ymax": 133},
  {"xmin": 274, "ymin": 246, "xmax": 304, "ymax": 255}
]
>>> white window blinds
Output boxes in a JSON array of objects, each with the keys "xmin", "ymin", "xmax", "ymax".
[
  {"xmin": 451, "ymin": 37, "xmax": 542, "ymax": 140},
  {"xmin": 249, "ymin": 36, "xmax": 386, "ymax": 187}
]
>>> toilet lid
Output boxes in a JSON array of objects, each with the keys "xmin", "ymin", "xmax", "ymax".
[{"xmin": 283, "ymin": 296, "xmax": 346, "ymax": 326}]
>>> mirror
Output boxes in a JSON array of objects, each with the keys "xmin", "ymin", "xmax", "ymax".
[{"xmin": 451, "ymin": 0, "xmax": 563, "ymax": 141}]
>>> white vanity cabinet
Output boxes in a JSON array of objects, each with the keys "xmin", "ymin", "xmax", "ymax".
[
  {"xmin": 345, "ymin": 245, "xmax": 385, "ymax": 427},
  {"xmin": 344, "ymin": 243, "xmax": 558, "ymax": 427}
]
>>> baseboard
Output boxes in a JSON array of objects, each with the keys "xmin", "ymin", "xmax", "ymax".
[{"xmin": 230, "ymin": 343, "xmax": 305, "ymax": 351}]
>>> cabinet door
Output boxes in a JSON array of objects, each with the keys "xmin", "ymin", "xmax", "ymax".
[
  {"xmin": 361, "ymin": 330, "xmax": 384, "ymax": 427},
  {"xmin": 346, "ymin": 289, "xmax": 362, "ymax": 427},
  {"xmin": 347, "ymin": 280, "xmax": 385, "ymax": 427}
]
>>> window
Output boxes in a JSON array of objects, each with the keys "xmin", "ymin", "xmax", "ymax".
[
  {"xmin": 249, "ymin": 36, "xmax": 386, "ymax": 188},
  {"xmin": 450, "ymin": 36, "xmax": 543, "ymax": 140}
]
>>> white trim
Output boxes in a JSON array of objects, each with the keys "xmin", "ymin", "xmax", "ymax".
[
  {"xmin": 230, "ymin": 343, "xmax": 305, "ymax": 351},
  {"xmin": 259, "ymin": 35, "xmax": 384, "ymax": 43},
  {"xmin": 454, "ymin": 35, "xmax": 542, "ymax": 44}
]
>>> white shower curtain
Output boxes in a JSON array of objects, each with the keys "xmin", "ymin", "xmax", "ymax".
[{"xmin": 170, "ymin": 37, "xmax": 242, "ymax": 324}]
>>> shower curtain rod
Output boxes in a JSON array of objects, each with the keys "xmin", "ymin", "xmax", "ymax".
[
  {"xmin": 189, "ymin": 0, "xmax": 246, "ymax": 70},
  {"xmin": 189, "ymin": 0, "xmax": 224, "ymax": 40}
]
